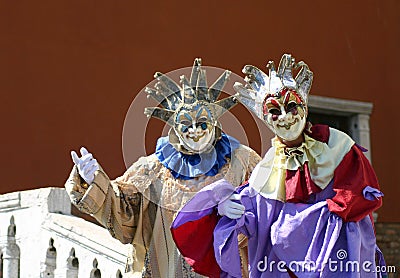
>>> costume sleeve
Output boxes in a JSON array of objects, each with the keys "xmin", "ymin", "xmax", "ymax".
[
  {"xmin": 64, "ymin": 155, "xmax": 159, "ymax": 244},
  {"xmin": 327, "ymin": 145, "xmax": 383, "ymax": 222},
  {"xmin": 171, "ymin": 179, "xmax": 237, "ymax": 278},
  {"xmin": 171, "ymin": 180, "xmax": 255, "ymax": 278},
  {"xmin": 236, "ymin": 145, "xmax": 262, "ymax": 182},
  {"xmin": 225, "ymin": 145, "xmax": 261, "ymax": 188},
  {"xmin": 213, "ymin": 192, "xmax": 256, "ymax": 278},
  {"xmin": 171, "ymin": 146, "xmax": 260, "ymax": 277}
]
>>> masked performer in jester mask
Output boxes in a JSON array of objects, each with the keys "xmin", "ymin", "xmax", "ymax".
[
  {"xmin": 64, "ymin": 58, "xmax": 261, "ymax": 277},
  {"xmin": 171, "ymin": 54, "xmax": 385, "ymax": 277}
]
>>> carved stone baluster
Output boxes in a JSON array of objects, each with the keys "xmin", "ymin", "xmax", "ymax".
[
  {"xmin": 41, "ymin": 238, "xmax": 57, "ymax": 278},
  {"xmin": 116, "ymin": 269, "xmax": 123, "ymax": 278},
  {"xmin": 0, "ymin": 253, "xmax": 3, "ymax": 278},
  {"xmin": 65, "ymin": 248, "xmax": 79, "ymax": 278},
  {"xmin": 90, "ymin": 258, "xmax": 101, "ymax": 278},
  {"xmin": 3, "ymin": 216, "xmax": 20, "ymax": 278}
]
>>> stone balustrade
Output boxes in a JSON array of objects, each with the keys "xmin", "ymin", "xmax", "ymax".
[{"xmin": 0, "ymin": 187, "xmax": 128, "ymax": 277}]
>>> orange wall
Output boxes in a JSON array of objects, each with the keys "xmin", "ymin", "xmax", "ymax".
[{"xmin": 0, "ymin": 1, "xmax": 399, "ymax": 222}]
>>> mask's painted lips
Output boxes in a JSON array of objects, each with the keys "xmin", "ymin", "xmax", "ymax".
[
  {"xmin": 186, "ymin": 131, "xmax": 207, "ymax": 142},
  {"xmin": 278, "ymin": 118, "xmax": 299, "ymax": 130}
]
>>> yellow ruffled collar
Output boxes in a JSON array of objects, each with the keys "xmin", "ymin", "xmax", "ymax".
[
  {"xmin": 249, "ymin": 128, "xmax": 354, "ymax": 202},
  {"xmin": 272, "ymin": 133, "xmax": 324, "ymax": 170}
]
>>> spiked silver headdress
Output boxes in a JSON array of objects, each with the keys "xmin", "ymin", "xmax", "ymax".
[
  {"xmin": 233, "ymin": 54, "xmax": 313, "ymax": 120},
  {"xmin": 144, "ymin": 58, "xmax": 238, "ymax": 127}
]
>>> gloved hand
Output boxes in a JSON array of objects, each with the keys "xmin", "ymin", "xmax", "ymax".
[
  {"xmin": 217, "ymin": 193, "xmax": 245, "ymax": 219},
  {"xmin": 71, "ymin": 147, "xmax": 99, "ymax": 185}
]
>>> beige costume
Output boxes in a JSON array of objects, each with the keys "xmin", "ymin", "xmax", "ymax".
[{"xmin": 65, "ymin": 144, "xmax": 260, "ymax": 277}]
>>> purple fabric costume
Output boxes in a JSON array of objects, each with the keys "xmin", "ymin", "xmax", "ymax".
[
  {"xmin": 173, "ymin": 181, "xmax": 385, "ymax": 278},
  {"xmin": 171, "ymin": 126, "xmax": 385, "ymax": 278}
]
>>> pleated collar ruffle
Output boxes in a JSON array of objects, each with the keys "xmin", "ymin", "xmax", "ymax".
[
  {"xmin": 155, "ymin": 133, "xmax": 240, "ymax": 180},
  {"xmin": 249, "ymin": 127, "xmax": 354, "ymax": 201}
]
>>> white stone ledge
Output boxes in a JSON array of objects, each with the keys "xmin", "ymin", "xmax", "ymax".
[
  {"xmin": 0, "ymin": 192, "xmax": 20, "ymax": 211},
  {"xmin": 308, "ymin": 95, "xmax": 373, "ymax": 116},
  {"xmin": 43, "ymin": 213, "xmax": 127, "ymax": 265}
]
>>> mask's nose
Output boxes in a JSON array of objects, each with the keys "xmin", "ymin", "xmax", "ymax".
[
  {"xmin": 279, "ymin": 106, "xmax": 294, "ymax": 122},
  {"xmin": 188, "ymin": 124, "xmax": 196, "ymax": 133},
  {"xmin": 278, "ymin": 107, "xmax": 287, "ymax": 121}
]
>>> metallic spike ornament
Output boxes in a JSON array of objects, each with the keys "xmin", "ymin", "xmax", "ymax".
[
  {"xmin": 234, "ymin": 54, "xmax": 313, "ymax": 142},
  {"xmin": 189, "ymin": 58, "xmax": 201, "ymax": 89},
  {"xmin": 234, "ymin": 54, "xmax": 313, "ymax": 120},
  {"xmin": 145, "ymin": 58, "xmax": 238, "ymax": 126},
  {"xmin": 144, "ymin": 58, "xmax": 238, "ymax": 154}
]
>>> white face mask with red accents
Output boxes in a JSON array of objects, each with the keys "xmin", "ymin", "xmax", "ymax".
[{"xmin": 262, "ymin": 89, "xmax": 307, "ymax": 142}]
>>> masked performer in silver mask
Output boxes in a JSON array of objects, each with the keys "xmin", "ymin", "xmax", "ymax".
[{"xmin": 65, "ymin": 58, "xmax": 261, "ymax": 277}]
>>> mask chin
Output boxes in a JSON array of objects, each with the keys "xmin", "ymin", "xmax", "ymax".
[{"xmin": 268, "ymin": 116, "xmax": 307, "ymax": 142}]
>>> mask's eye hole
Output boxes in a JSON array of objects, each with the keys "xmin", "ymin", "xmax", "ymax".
[
  {"xmin": 269, "ymin": 109, "xmax": 281, "ymax": 116},
  {"xmin": 199, "ymin": 122, "xmax": 208, "ymax": 130},
  {"xmin": 181, "ymin": 126, "xmax": 189, "ymax": 133},
  {"xmin": 179, "ymin": 120, "xmax": 191, "ymax": 133},
  {"xmin": 286, "ymin": 102, "xmax": 298, "ymax": 112}
]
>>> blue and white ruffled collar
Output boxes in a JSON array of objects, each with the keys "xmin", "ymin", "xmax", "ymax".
[{"xmin": 155, "ymin": 133, "xmax": 240, "ymax": 180}]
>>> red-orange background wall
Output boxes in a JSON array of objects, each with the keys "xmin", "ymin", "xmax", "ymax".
[{"xmin": 0, "ymin": 1, "xmax": 399, "ymax": 222}]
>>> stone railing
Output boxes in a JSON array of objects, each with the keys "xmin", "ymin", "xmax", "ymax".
[{"xmin": 0, "ymin": 187, "xmax": 129, "ymax": 278}]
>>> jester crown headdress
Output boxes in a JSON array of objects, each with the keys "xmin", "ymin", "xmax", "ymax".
[
  {"xmin": 233, "ymin": 54, "xmax": 313, "ymax": 120},
  {"xmin": 144, "ymin": 58, "xmax": 238, "ymax": 130}
]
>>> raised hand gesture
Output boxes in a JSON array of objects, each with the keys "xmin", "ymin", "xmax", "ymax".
[{"xmin": 71, "ymin": 147, "xmax": 99, "ymax": 185}]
